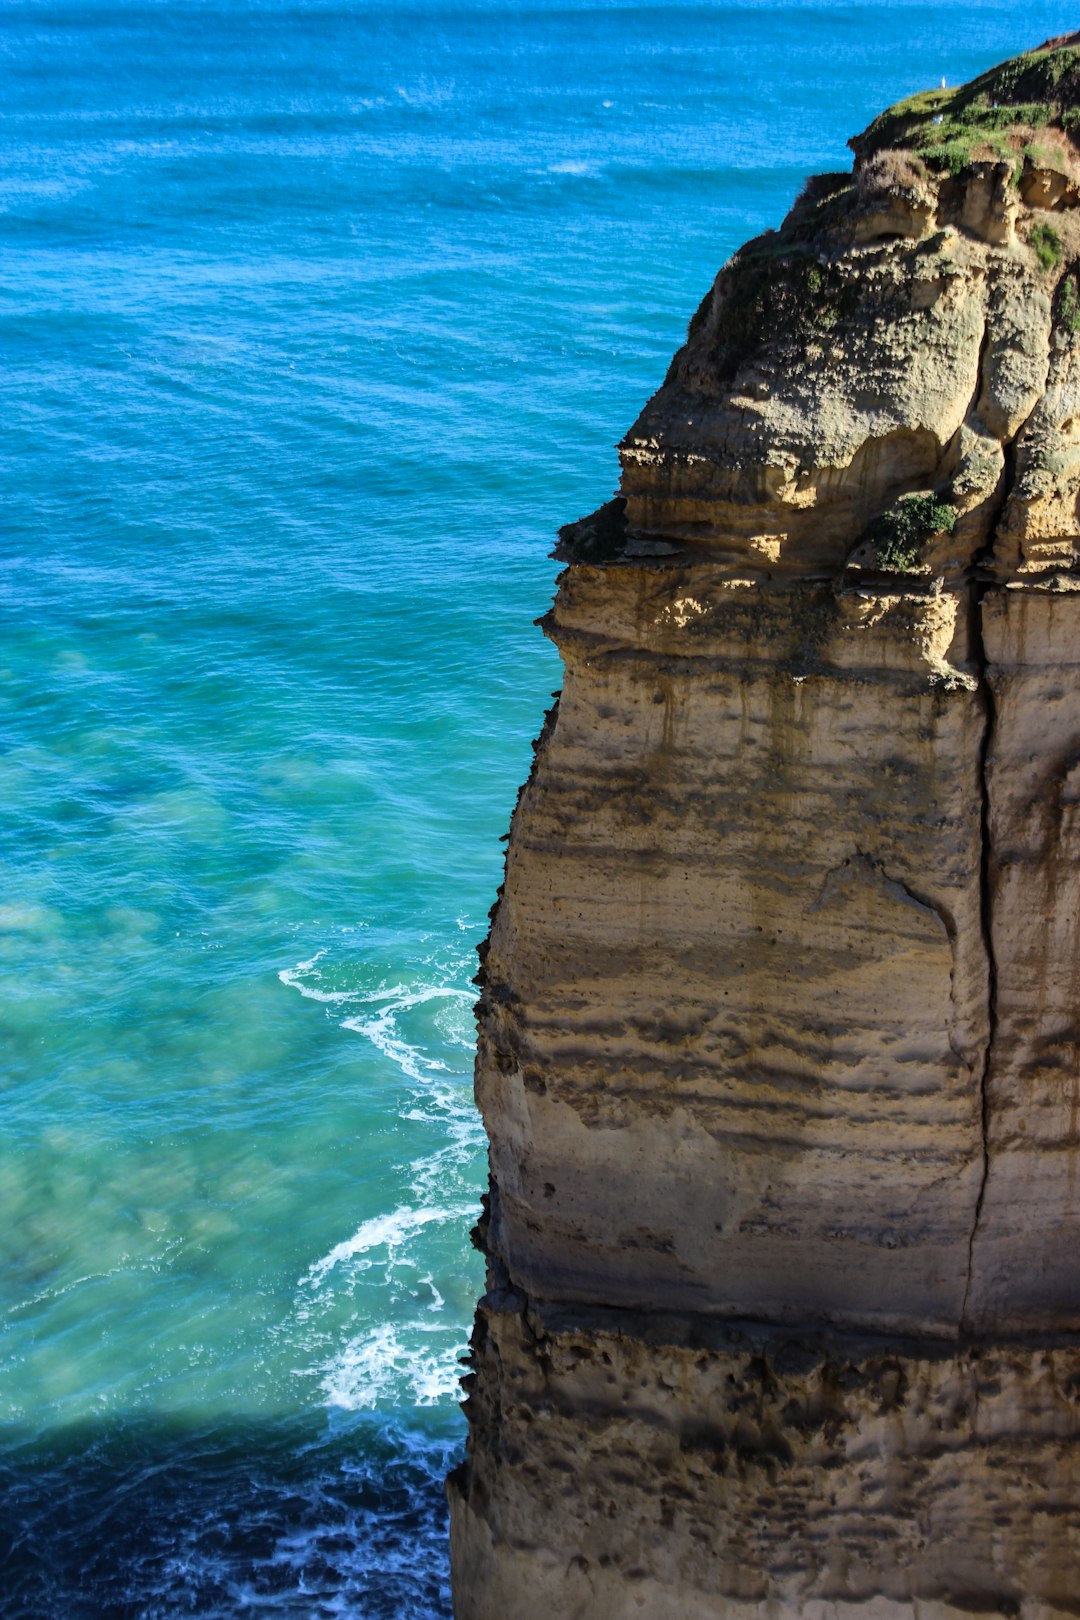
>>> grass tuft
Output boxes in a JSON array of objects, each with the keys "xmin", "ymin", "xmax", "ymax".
[
  {"xmin": 1030, "ymin": 221, "xmax": 1065, "ymax": 271},
  {"xmin": 1056, "ymin": 269, "xmax": 1080, "ymax": 334}
]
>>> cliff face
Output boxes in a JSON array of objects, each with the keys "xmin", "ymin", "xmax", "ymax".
[{"xmin": 450, "ymin": 39, "xmax": 1080, "ymax": 1620}]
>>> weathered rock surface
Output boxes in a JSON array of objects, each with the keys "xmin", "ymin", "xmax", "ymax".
[
  {"xmin": 451, "ymin": 37, "xmax": 1080, "ymax": 1620},
  {"xmin": 453, "ymin": 1298, "xmax": 1080, "ymax": 1620}
]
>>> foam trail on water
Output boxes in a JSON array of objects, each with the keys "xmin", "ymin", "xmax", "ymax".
[
  {"xmin": 280, "ymin": 935, "xmax": 484, "ymax": 1416},
  {"xmin": 302, "ymin": 1204, "xmax": 474, "ymax": 1290},
  {"xmin": 278, "ymin": 951, "xmax": 360, "ymax": 1004},
  {"xmin": 341, "ymin": 995, "xmax": 462, "ymax": 1084}
]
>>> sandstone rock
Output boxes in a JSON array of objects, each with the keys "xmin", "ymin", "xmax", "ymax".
[
  {"xmin": 452, "ymin": 1298, "xmax": 1080, "ymax": 1620},
  {"xmin": 452, "ymin": 36, "xmax": 1080, "ymax": 1620}
]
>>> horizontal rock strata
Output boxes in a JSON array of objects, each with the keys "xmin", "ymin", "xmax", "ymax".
[{"xmin": 451, "ymin": 36, "xmax": 1080, "ymax": 1620}]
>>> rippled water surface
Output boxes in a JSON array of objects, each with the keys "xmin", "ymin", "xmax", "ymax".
[{"xmin": 2, "ymin": 1, "xmax": 1075, "ymax": 1612}]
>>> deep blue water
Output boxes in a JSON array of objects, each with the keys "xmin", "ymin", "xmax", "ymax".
[{"xmin": 2, "ymin": 2, "xmax": 1076, "ymax": 1614}]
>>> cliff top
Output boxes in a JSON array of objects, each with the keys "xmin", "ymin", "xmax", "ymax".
[
  {"xmin": 851, "ymin": 33, "xmax": 1080, "ymax": 176},
  {"xmin": 559, "ymin": 37, "xmax": 1080, "ymax": 596}
]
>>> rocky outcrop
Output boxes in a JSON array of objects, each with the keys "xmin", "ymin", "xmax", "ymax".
[{"xmin": 450, "ymin": 37, "xmax": 1080, "ymax": 1620}]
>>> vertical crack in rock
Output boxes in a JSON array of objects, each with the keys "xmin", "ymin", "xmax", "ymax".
[
  {"xmin": 963, "ymin": 587, "xmax": 997, "ymax": 1331},
  {"xmin": 452, "ymin": 36, "xmax": 1080, "ymax": 1620},
  {"xmin": 959, "ymin": 309, "xmax": 1007, "ymax": 1331},
  {"xmin": 961, "ymin": 300, "xmax": 1055, "ymax": 1327}
]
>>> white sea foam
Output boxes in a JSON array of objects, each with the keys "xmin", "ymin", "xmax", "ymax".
[
  {"xmin": 341, "ymin": 1008, "xmax": 450, "ymax": 1084},
  {"xmin": 282, "ymin": 946, "xmax": 472, "ymax": 1085},
  {"xmin": 405, "ymin": 1122, "xmax": 484, "ymax": 1206},
  {"xmin": 393, "ymin": 78, "xmax": 455, "ymax": 108},
  {"xmin": 320, "ymin": 1321, "xmax": 466, "ymax": 1410},
  {"xmin": 302, "ymin": 1203, "xmax": 473, "ymax": 1290},
  {"xmin": 547, "ymin": 158, "xmax": 595, "ymax": 176},
  {"xmin": 277, "ymin": 953, "xmax": 464, "ymax": 1010},
  {"xmin": 277, "ymin": 950, "xmax": 360, "ymax": 1003},
  {"xmin": 280, "ymin": 936, "xmax": 483, "ymax": 1414},
  {"xmin": 420, "ymin": 1273, "xmax": 444, "ymax": 1313}
]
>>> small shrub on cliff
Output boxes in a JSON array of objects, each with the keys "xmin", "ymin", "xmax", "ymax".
[
  {"xmin": 1055, "ymin": 269, "xmax": 1080, "ymax": 335},
  {"xmin": 794, "ymin": 170, "xmax": 853, "ymax": 212},
  {"xmin": 931, "ymin": 135, "xmax": 976, "ymax": 176},
  {"xmin": 856, "ymin": 148, "xmax": 928, "ymax": 202},
  {"xmin": 871, "ymin": 495, "xmax": 957, "ymax": 571},
  {"xmin": 1030, "ymin": 221, "xmax": 1065, "ymax": 272}
]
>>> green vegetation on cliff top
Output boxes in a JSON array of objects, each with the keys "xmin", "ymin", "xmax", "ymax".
[{"xmin": 852, "ymin": 35, "xmax": 1080, "ymax": 174}]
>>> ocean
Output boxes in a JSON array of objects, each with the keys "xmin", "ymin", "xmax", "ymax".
[{"xmin": 1, "ymin": 1, "xmax": 1074, "ymax": 1613}]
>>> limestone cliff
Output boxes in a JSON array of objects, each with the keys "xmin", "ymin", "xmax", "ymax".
[{"xmin": 450, "ymin": 38, "xmax": 1080, "ymax": 1620}]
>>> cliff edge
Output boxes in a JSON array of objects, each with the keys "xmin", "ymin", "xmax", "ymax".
[{"xmin": 450, "ymin": 37, "xmax": 1080, "ymax": 1620}]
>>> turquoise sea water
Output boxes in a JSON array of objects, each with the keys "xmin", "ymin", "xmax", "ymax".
[{"xmin": 2, "ymin": 2, "xmax": 1076, "ymax": 1613}]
